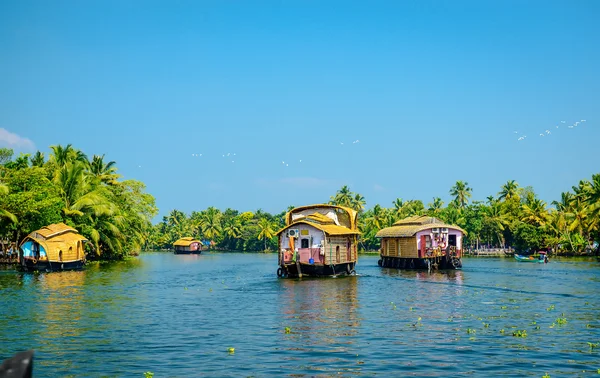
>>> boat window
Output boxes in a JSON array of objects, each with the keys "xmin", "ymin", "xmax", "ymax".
[
  {"xmin": 301, "ymin": 239, "xmax": 309, "ymax": 248},
  {"xmin": 425, "ymin": 236, "xmax": 432, "ymax": 248}
]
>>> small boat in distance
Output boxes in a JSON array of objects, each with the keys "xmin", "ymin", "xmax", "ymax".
[
  {"xmin": 173, "ymin": 237, "xmax": 205, "ymax": 254},
  {"xmin": 18, "ymin": 223, "xmax": 88, "ymax": 272},
  {"xmin": 514, "ymin": 252, "xmax": 548, "ymax": 263},
  {"xmin": 376, "ymin": 216, "xmax": 466, "ymax": 270},
  {"xmin": 276, "ymin": 204, "xmax": 360, "ymax": 278}
]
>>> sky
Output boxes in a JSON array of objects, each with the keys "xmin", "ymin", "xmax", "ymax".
[{"xmin": 0, "ymin": 0, "xmax": 598, "ymax": 221}]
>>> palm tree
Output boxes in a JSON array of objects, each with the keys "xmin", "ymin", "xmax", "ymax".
[
  {"xmin": 50, "ymin": 144, "xmax": 88, "ymax": 167},
  {"xmin": 393, "ymin": 198, "xmax": 409, "ymax": 219},
  {"xmin": 200, "ymin": 207, "xmax": 222, "ymax": 240},
  {"xmin": 89, "ymin": 154, "xmax": 121, "ymax": 185},
  {"xmin": 30, "ymin": 151, "xmax": 45, "ymax": 167},
  {"xmin": 351, "ymin": 193, "xmax": 366, "ymax": 212},
  {"xmin": 223, "ymin": 217, "xmax": 242, "ymax": 239},
  {"xmin": 329, "ymin": 185, "xmax": 353, "ymax": 208},
  {"xmin": 257, "ymin": 218, "xmax": 275, "ymax": 252},
  {"xmin": 498, "ymin": 180, "xmax": 519, "ymax": 201},
  {"xmin": 0, "ymin": 182, "xmax": 17, "ymax": 224},
  {"xmin": 521, "ymin": 198, "xmax": 550, "ymax": 227},
  {"xmin": 450, "ymin": 180, "xmax": 472, "ymax": 209},
  {"xmin": 54, "ymin": 162, "xmax": 113, "ymax": 219},
  {"xmin": 482, "ymin": 202, "xmax": 509, "ymax": 247},
  {"xmin": 427, "ymin": 197, "xmax": 444, "ymax": 216}
]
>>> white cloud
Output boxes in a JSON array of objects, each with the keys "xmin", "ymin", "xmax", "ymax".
[{"xmin": 0, "ymin": 128, "xmax": 36, "ymax": 151}]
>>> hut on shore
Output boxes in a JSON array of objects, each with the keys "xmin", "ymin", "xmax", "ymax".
[
  {"xmin": 276, "ymin": 204, "xmax": 360, "ymax": 278},
  {"xmin": 18, "ymin": 223, "xmax": 88, "ymax": 272},
  {"xmin": 376, "ymin": 216, "xmax": 466, "ymax": 270},
  {"xmin": 173, "ymin": 237, "xmax": 204, "ymax": 254}
]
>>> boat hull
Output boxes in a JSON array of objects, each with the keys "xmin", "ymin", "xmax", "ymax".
[
  {"xmin": 18, "ymin": 259, "xmax": 85, "ymax": 272},
  {"xmin": 378, "ymin": 256, "xmax": 462, "ymax": 270},
  {"xmin": 173, "ymin": 250, "xmax": 203, "ymax": 255},
  {"xmin": 514, "ymin": 255, "xmax": 545, "ymax": 263},
  {"xmin": 278, "ymin": 262, "xmax": 356, "ymax": 278}
]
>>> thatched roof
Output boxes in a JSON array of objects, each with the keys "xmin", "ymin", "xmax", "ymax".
[
  {"xmin": 20, "ymin": 223, "xmax": 87, "ymax": 258},
  {"xmin": 285, "ymin": 204, "xmax": 358, "ymax": 230},
  {"xmin": 376, "ymin": 216, "xmax": 466, "ymax": 238},
  {"xmin": 173, "ymin": 237, "xmax": 201, "ymax": 247},
  {"xmin": 276, "ymin": 220, "xmax": 360, "ymax": 237},
  {"xmin": 35, "ymin": 223, "xmax": 78, "ymax": 239}
]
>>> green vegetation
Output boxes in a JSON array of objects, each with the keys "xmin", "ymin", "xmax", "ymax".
[
  {"xmin": 0, "ymin": 146, "xmax": 157, "ymax": 260},
  {"xmin": 145, "ymin": 177, "xmax": 600, "ymax": 255},
  {"xmin": 3, "ymin": 146, "xmax": 599, "ymax": 257}
]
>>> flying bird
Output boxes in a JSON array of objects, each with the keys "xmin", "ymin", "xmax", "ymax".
[
  {"xmin": 539, "ymin": 133, "xmax": 545, "ymax": 137},
  {"xmin": 561, "ymin": 121, "xmax": 566, "ymax": 123},
  {"xmin": 581, "ymin": 119, "xmax": 586, "ymax": 122},
  {"xmin": 546, "ymin": 130, "xmax": 551, "ymax": 134}
]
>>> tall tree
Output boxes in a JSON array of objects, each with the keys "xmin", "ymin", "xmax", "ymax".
[
  {"xmin": 450, "ymin": 180, "xmax": 472, "ymax": 209},
  {"xmin": 498, "ymin": 180, "xmax": 519, "ymax": 201},
  {"xmin": 256, "ymin": 218, "xmax": 275, "ymax": 252}
]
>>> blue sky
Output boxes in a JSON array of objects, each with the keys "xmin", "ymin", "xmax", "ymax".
[{"xmin": 1, "ymin": 0, "xmax": 598, "ymax": 220}]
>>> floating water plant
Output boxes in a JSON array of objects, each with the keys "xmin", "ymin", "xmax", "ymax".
[
  {"xmin": 466, "ymin": 328, "xmax": 476, "ymax": 334},
  {"xmin": 500, "ymin": 306, "xmax": 508, "ymax": 310},
  {"xmin": 546, "ymin": 305, "xmax": 555, "ymax": 311},
  {"xmin": 542, "ymin": 373, "xmax": 550, "ymax": 378},
  {"xmin": 483, "ymin": 323, "xmax": 490, "ymax": 328},
  {"xmin": 284, "ymin": 327, "xmax": 291, "ymax": 334},
  {"xmin": 587, "ymin": 342, "xmax": 599, "ymax": 350},
  {"xmin": 144, "ymin": 372, "xmax": 154, "ymax": 378},
  {"xmin": 556, "ymin": 317, "xmax": 567, "ymax": 325},
  {"xmin": 512, "ymin": 330, "xmax": 527, "ymax": 338},
  {"xmin": 228, "ymin": 347, "xmax": 235, "ymax": 354},
  {"xmin": 500, "ymin": 329, "xmax": 505, "ymax": 334}
]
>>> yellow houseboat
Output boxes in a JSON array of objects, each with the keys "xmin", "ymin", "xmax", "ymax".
[
  {"xmin": 18, "ymin": 223, "xmax": 88, "ymax": 272},
  {"xmin": 173, "ymin": 237, "xmax": 204, "ymax": 254},
  {"xmin": 376, "ymin": 216, "xmax": 465, "ymax": 270},
  {"xmin": 276, "ymin": 204, "xmax": 360, "ymax": 278}
]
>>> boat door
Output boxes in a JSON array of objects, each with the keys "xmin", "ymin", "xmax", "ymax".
[{"xmin": 448, "ymin": 235, "xmax": 457, "ymax": 247}]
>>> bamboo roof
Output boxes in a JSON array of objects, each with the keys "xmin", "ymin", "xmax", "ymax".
[
  {"xmin": 375, "ymin": 216, "xmax": 466, "ymax": 238},
  {"xmin": 285, "ymin": 204, "xmax": 358, "ymax": 230},
  {"xmin": 35, "ymin": 223, "xmax": 78, "ymax": 239},
  {"xmin": 173, "ymin": 237, "xmax": 201, "ymax": 247},
  {"xmin": 20, "ymin": 223, "xmax": 87, "ymax": 258},
  {"xmin": 276, "ymin": 220, "xmax": 360, "ymax": 236}
]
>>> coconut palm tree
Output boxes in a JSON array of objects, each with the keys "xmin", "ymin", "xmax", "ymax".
[
  {"xmin": 450, "ymin": 180, "xmax": 472, "ymax": 209},
  {"xmin": 329, "ymin": 185, "xmax": 353, "ymax": 208},
  {"xmin": 54, "ymin": 162, "xmax": 113, "ymax": 219},
  {"xmin": 89, "ymin": 154, "xmax": 121, "ymax": 185},
  {"xmin": 521, "ymin": 198, "xmax": 550, "ymax": 227},
  {"xmin": 50, "ymin": 144, "xmax": 88, "ymax": 167},
  {"xmin": 0, "ymin": 182, "xmax": 17, "ymax": 224},
  {"xmin": 351, "ymin": 193, "xmax": 366, "ymax": 212},
  {"xmin": 256, "ymin": 218, "xmax": 275, "ymax": 252},
  {"xmin": 30, "ymin": 151, "xmax": 45, "ymax": 167},
  {"xmin": 200, "ymin": 207, "xmax": 222, "ymax": 240},
  {"xmin": 427, "ymin": 197, "xmax": 444, "ymax": 216},
  {"xmin": 498, "ymin": 180, "xmax": 519, "ymax": 201}
]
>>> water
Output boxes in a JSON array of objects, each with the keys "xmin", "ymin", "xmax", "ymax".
[{"xmin": 1, "ymin": 253, "xmax": 599, "ymax": 377}]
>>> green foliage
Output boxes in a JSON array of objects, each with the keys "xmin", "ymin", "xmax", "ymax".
[{"xmin": 0, "ymin": 145, "xmax": 156, "ymax": 261}]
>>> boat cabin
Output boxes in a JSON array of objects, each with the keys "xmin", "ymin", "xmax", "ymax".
[
  {"xmin": 376, "ymin": 216, "xmax": 465, "ymax": 270},
  {"xmin": 276, "ymin": 204, "xmax": 360, "ymax": 278},
  {"xmin": 19, "ymin": 223, "xmax": 88, "ymax": 272},
  {"xmin": 173, "ymin": 237, "xmax": 204, "ymax": 254}
]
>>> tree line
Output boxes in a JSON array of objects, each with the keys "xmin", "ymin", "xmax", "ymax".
[
  {"xmin": 148, "ymin": 177, "xmax": 599, "ymax": 256},
  {"xmin": 0, "ymin": 146, "xmax": 157, "ymax": 260},
  {"xmin": 2, "ymin": 145, "xmax": 598, "ymax": 257}
]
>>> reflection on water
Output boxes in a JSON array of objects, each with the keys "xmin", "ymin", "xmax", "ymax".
[{"xmin": 0, "ymin": 254, "xmax": 599, "ymax": 377}]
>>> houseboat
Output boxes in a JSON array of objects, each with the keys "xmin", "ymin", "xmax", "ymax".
[
  {"xmin": 173, "ymin": 237, "xmax": 204, "ymax": 254},
  {"xmin": 18, "ymin": 223, "xmax": 88, "ymax": 272},
  {"xmin": 376, "ymin": 216, "xmax": 465, "ymax": 270},
  {"xmin": 276, "ymin": 204, "xmax": 360, "ymax": 278}
]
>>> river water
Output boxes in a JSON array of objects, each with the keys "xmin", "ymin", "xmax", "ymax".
[{"xmin": 1, "ymin": 253, "xmax": 599, "ymax": 377}]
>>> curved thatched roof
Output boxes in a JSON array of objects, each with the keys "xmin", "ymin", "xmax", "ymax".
[
  {"xmin": 276, "ymin": 220, "xmax": 360, "ymax": 237},
  {"xmin": 173, "ymin": 237, "xmax": 201, "ymax": 247},
  {"xmin": 376, "ymin": 216, "xmax": 466, "ymax": 238},
  {"xmin": 20, "ymin": 223, "xmax": 87, "ymax": 261},
  {"xmin": 285, "ymin": 204, "xmax": 358, "ymax": 230}
]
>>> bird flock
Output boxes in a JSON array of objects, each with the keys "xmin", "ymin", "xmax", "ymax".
[
  {"xmin": 187, "ymin": 139, "xmax": 361, "ymax": 167},
  {"xmin": 515, "ymin": 119, "xmax": 587, "ymax": 142}
]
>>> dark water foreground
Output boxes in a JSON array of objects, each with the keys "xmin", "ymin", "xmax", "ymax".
[{"xmin": 1, "ymin": 253, "xmax": 599, "ymax": 377}]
